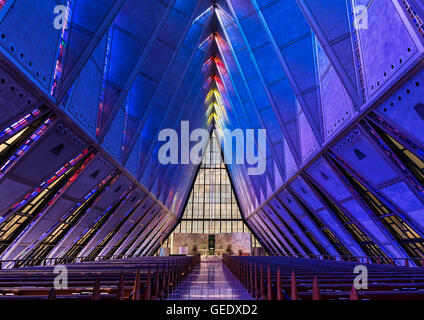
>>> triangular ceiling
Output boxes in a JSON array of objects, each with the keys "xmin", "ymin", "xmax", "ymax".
[
  {"xmin": 46, "ymin": 0, "xmax": 375, "ymax": 249},
  {"xmin": 55, "ymin": 0, "xmax": 352, "ymax": 217},
  {"xmin": 1, "ymin": 0, "xmax": 423, "ymax": 261}
]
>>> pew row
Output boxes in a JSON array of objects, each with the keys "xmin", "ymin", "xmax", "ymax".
[
  {"xmin": 0, "ymin": 255, "xmax": 200, "ymax": 300},
  {"xmin": 223, "ymin": 255, "xmax": 424, "ymax": 300}
]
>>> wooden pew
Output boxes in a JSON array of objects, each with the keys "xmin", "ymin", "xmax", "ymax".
[
  {"xmin": 223, "ymin": 255, "xmax": 424, "ymax": 300},
  {"xmin": 0, "ymin": 255, "xmax": 200, "ymax": 300}
]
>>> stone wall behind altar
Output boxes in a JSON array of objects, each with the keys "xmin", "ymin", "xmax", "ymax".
[{"xmin": 171, "ymin": 233, "xmax": 252, "ymax": 256}]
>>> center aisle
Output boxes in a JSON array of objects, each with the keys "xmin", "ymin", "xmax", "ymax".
[{"xmin": 167, "ymin": 258, "xmax": 252, "ymax": 300}]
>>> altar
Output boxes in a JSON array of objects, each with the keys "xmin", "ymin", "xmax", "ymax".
[{"xmin": 170, "ymin": 233, "xmax": 252, "ymax": 256}]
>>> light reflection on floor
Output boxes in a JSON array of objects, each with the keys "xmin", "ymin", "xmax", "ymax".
[{"xmin": 167, "ymin": 259, "xmax": 252, "ymax": 300}]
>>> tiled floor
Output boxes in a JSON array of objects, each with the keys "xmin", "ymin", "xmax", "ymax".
[{"xmin": 167, "ymin": 259, "xmax": 252, "ymax": 300}]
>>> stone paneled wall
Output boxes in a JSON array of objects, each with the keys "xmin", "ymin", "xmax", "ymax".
[{"xmin": 171, "ymin": 233, "xmax": 252, "ymax": 255}]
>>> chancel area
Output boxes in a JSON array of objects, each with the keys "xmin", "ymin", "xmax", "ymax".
[
  {"xmin": 160, "ymin": 132, "xmax": 262, "ymax": 257},
  {"xmin": 0, "ymin": 0, "xmax": 423, "ymax": 302}
]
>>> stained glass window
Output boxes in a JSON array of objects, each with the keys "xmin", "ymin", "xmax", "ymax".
[{"xmin": 161, "ymin": 131, "xmax": 261, "ymax": 251}]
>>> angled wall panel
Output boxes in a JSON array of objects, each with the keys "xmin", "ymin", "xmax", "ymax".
[
  {"xmin": 63, "ymin": 32, "xmax": 109, "ymax": 137},
  {"xmin": 1, "ymin": 155, "xmax": 115, "ymax": 260},
  {"xmin": 97, "ymin": 198, "xmax": 157, "ymax": 257},
  {"xmin": 268, "ymin": 197, "xmax": 320, "ymax": 255},
  {"xmin": 9, "ymin": 121, "xmax": 87, "ymax": 185},
  {"xmin": 373, "ymin": 69, "xmax": 424, "ymax": 147},
  {"xmin": 257, "ymin": 208, "xmax": 297, "ymax": 256},
  {"xmin": 80, "ymin": 193, "xmax": 152, "ymax": 258},
  {"xmin": 102, "ymin": 106, "xmax": 125, "ymax": 161},
  {"xmin": 332, "ymin": 127, "xmax": 424, "ymax": 231},
  {"xmin": 131, "ymin": 209, "xmax": 168, "ymax": 256},
  {"xmin": 0, "ymin": 66, "xmax": 40, "ymax": 131},
  {"xmin": 305, "ymin": 158, "xmax": 398, "ymax": 254},
  {"xmin": 0, "ymin": 120, "xmax": 87, "ymax": 216},
  {"xmin": 0, "ymin": 0, "xmax": 64, "ymax": 93},
  {"xmin": 261, "ymin": 204, "xmax": 307, "ymax": 256},
  {"xmin": 113, "ymin": 204, "xmax": 163, "ymax": 257},
  {"xmin": 353, "ymin": 0, "xmax": 424, "ymax": 100},
  {"xmin": 315, "ymin": 38, "xmax": 356, "ymax": 142},
  {"xmin": 290, "ymin": 176, "xmax": 365, "ymax": 257},
  {"xmin": 47, "ymin": 175, "xmax": 133, "ymax": 258},
  {"xmin": 277, "ymin": 189, "xmax": 339, "ymax": 256}
]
